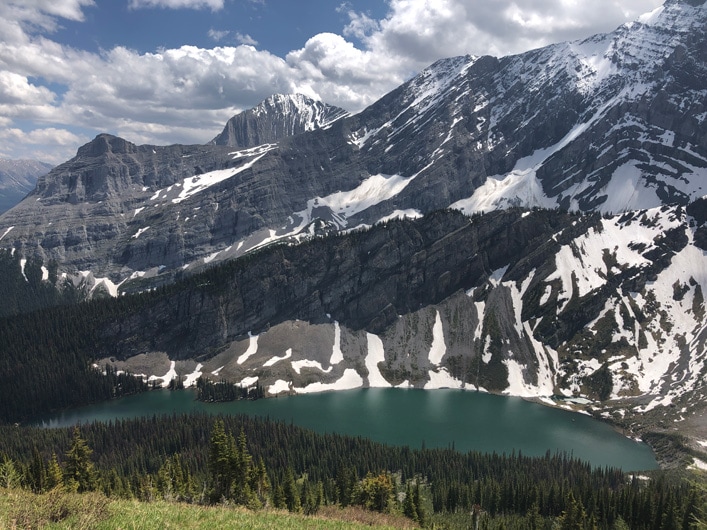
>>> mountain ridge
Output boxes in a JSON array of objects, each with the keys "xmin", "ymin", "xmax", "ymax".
[
  {"xmin": 210, "ymin": 93, "xmax": 349, "ymax": 148},
  {"xmin": 0, "ymin": 0, "xmax": 704, "ymax": 283}
]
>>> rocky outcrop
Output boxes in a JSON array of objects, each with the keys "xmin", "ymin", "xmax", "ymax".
[{"xmin": 210, "ymin": 93, "xmax": 348, "ymax": 148}]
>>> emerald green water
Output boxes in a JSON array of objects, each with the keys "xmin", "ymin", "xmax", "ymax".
[{"xmin": 36, "ymin": 388, "xmax": 657, "ymax": 471}]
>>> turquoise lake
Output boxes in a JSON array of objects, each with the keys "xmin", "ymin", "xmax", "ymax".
[{"xmin": 37, "ymin": 387, "xmax": 657, "ymax": 471}]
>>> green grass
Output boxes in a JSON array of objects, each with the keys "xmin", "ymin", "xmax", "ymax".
[{"xmin": 0, "ymin": 488, "xmax": 415, "ymax": 529}]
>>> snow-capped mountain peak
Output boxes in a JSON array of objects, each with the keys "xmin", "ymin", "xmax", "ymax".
[{"xmin": 210, "ymin": 93, "xmax": 348, "ymax": 148}]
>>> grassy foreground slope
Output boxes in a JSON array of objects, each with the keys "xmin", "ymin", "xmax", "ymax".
[{"xmin": 0, "ymin": 488, "xmax": 415, "ymax": 530}]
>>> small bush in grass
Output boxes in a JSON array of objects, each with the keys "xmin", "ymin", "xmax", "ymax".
[{"xmin": 10, "ymin": 489, "xmax": 109, "ymax": 529}]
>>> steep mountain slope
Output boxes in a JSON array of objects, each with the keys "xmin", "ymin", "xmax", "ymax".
[
  {"xmin": 0, "ymin": 159, "xmax": 53, "ymax": 215},
  {"xmin": 70, "ymin": 205, "xmax": 703, "ymax": 441},
  {"xmin": 0, "ymin": 0, "xmax": 704, "ymax": 288},
  {"xmin": 210, "ymin": 93, "xmax": 348, "ymax": 148}
]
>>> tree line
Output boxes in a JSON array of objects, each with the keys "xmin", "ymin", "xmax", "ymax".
[{"xmin": 0, "ymin": 413, "xmax": 703, "ymax": 529}]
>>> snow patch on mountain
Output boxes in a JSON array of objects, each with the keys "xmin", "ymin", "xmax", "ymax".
[
  {"xmin": 292, "ymin": 359, "xmax": 332, "ymax": 375},
  {"xmin": 295, "ymin": 173, "xmax": 414, "ymax": 229},
  {"xmin": 366, "ymin": 333, "xmax": 391, "ymax": 387},
  {"xmin": 428, "ymin": 311, "xmax": 446, "ymax": 365},
  {"xmin": 237, "ymin": 332, "xmax": 259, "ymax": 364},
  {"xmin": 330, "ymin": 321, "xmax": 344, "ymax": 365},
  {"xmin": 148, "ymin": 361, "xmax": 177, "ymax": 388},
  {"xmin": 295, "ymin": 369, "xmax": 364, "ymax": 394},
  {"xmin": 263, "ymin": 348, "xmax": 292, "ymax": 367},
  {"xmin": 147, "ymin": 146, "xmax": 274, "ymax": 206},
  {"xmin": 424, "ymin": 368, "xmax": 464, "ymax": 390},
  {"xmin": 268, "ymin": 380, "xmax": 290, "ymax": 394},
  {"xmin": 600, "ymin": 163, "xmax": 663, "ymax": 213}
]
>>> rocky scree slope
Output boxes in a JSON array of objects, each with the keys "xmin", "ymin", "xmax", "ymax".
[{"xmin": 0, "ymin": 0, "xmax": 704, "ymax": 287}]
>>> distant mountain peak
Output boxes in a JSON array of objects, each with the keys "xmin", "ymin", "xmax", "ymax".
[
  {"xmin": 77, "ymin": 134, "xmax": 138, "ymax": 158},
  {"xmin": 210, "ymin": 93, "xmax": 349, "ymax": 148},
  {"xmin": 0, "ymin": 158, "xmax": 53, "ymax": 214}
]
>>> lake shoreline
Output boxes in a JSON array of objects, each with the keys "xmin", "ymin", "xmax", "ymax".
[{"xmin": 34, "ymin": 386, "xmax": 658, "ymax": 472}]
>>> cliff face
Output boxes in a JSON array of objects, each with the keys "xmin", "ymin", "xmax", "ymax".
[
  {"xmin": 94, "ymin": 205, "xmax": 706, "ymax": 434},
  {"xmin": 210, "ymin": 93, "xmax": 348, "ymax": 148}
]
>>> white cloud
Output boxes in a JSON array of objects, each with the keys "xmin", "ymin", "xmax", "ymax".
[
  {"xmin": 0, "ymin": 127, "xmax": 82, "ymax": 145},
  {"xmin": 128, "ymin": 0, "xmax": 224, "ymax": 10},
  {"xmin": 0, "ymin": 127, "xmax": 86, "ymax": 164},
  {"xmin": 235, "ymin": 33, "xmax": 258, "ymax": 46},
  {"xmin": 208, "ymin": 29, "xmax": 229, "ymax": 42},
  {"xmin": 342, "ymin": 9, "xmax": 380, "ymax": 40},
  {"xmin": 0, "ymin": 72, "xmax": 56, "ymax": 106},
  {"xmin": 286, "ymin": 32, "xmax": 409, "ymax": 110},
  {"xmin": 0, "ymin": 1, "xmax": 94, "ymax": 42},
  {"xmin": 359, "ymin": 0, "xmax": 663, "ymax": 65}
]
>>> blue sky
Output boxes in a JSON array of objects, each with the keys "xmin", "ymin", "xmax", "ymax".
[
  {"xmin": 54, "ymin": 1, "xmax": 389, "ymax": 57},
  {"xmin": 0, "ymin": 0, "xmax": 663, "ymax": 164}
]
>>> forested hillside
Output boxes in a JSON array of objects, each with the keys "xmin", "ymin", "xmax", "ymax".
[{"xmin": 0, "ymin": 414, "xmax": 703, "ymax": 529}]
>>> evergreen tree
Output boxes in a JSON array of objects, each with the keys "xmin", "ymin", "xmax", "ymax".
[
  {"xmin": 0, "ymin": 456, "xmax": 21, "ymax": 488},
  {"xmin": 283, "ymin": 467, "xmax": 302, "ymax": 513},
  {"xmin": 558, "ymin": 492, "xmax": 587, "ymax": 530},
  {"xmin": 28, "ymin": 446, "xmax": 47, "ymax": 493},
  {"xmin": 403, "ymin": 483, "xmax": 419, "ymax": 522},
  {"xmin": 208, "ymin": 419, "xmax": 232, "ymax": 501},
  {"xmin": 273, "ymin": 483, "xmax": 287, "ymax": 510},
  {"xmin": 63, "ymin": 426, "xmax": 98, "ymax": 493},
  {"xmin": 46, "ymin": 453, "xmax": 63, "ymax": 491},
  {"xmin": 414, "ymin": 481, "xmax": 427, "ymax": 526}
]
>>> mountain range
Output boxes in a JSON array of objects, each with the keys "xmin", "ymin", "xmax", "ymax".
[
  {"xmin": 0, "ymin": 0, "xmax": 705, "ymax": 455},
  {"xmin": 0, "ymin": 159, "xmax": 53, "ymax": 215}
]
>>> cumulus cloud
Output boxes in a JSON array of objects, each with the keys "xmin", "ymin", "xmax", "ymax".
[
  {"xmin": 0, "ymin": 127, "xmax": 86, "ymax": 164},
  {"xmin": 358, "ymin": 0, "xmax": 663, "ymax": 65},
  {"xmin": 0, "ymin": 0, "xmax": 664, "ymax": 164},
  {"xmin": 0, "ymin": 72, "xmax": 56, "ymax": 106}
]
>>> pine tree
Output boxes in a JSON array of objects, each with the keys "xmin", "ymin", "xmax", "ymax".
[
  {"xmin": 273, "ymin": 483, "xmax": 287, "ymax": 509},
  {"xmin": 283, "ymin": 467, "xmax": 302, "ymax": 513},
  {"xmin": 414, "ymin": 481, "xmax": 427, "ymax": 526},
  {"xmin": 28, "ymin": 446, "xmax": 47, "ymax": 493},
  {"xmin": 63, "ymin": 427, "xmax": 98, "ymax": 493},
  {"xmin": 558, "ymin": 492, "xmax": 587, "ymax": 530},
  {"xmin": 208, "ymin": 419, "xmax": 232, "ymax": 501},
  {"xmin": 403, "ymin": 483, "xmax": 419, "ymax": 522},
  {"xmin": 0, "ymin": 457, "xmax": 21, "ymax": 489},
  {"xmin": 46, "ymin": 453, "xmax": 63, "ymax": 491}
]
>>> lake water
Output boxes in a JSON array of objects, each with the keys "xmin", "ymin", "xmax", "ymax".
[{"xmin": 36, "ymin": 388, "xmax": 657, "ymax": 471}]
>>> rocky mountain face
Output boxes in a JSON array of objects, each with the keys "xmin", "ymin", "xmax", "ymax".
[
  {"xmin": 210, "ymin": 93, "xmax": 348, "ymax": 148},
  {"xmin": 0, "ymin": 159, "xmax": 53, "ymax": 215},
  {"xmin": 1, "ymin": 0, "xmax": 704, "ymax": 288},
  {"xmin": 96, "ymin": 204, "xmax": 706, "ymax": 443},
  {"xmin": 0, "ymin": 0, "xmax": 705, "ymax": 444}
]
